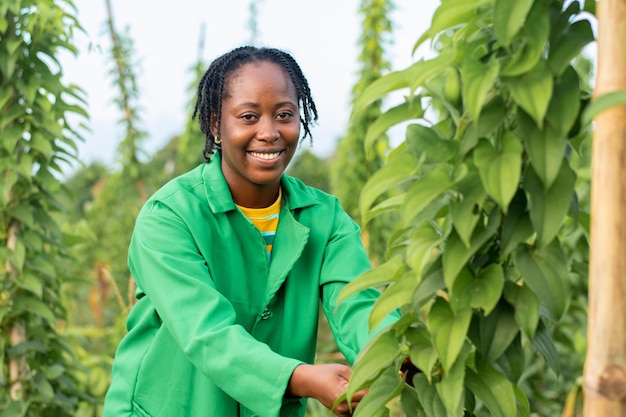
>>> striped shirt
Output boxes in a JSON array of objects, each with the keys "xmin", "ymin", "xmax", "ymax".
[{"xmin": 236, "ymin": 188, "xmax": 282, "ymax": 263}]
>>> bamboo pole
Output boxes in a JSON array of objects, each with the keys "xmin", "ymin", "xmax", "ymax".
[{"xmin": 583, "ymin": 0, "xmax": 626, "ymax": 415}]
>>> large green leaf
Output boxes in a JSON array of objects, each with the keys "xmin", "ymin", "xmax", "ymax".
[
  {"xmin": 493, "ymin": 0, "xmax": 534, "ymax": 45},
  {"xmin": 465, "ymin": 365, "xmax": 517, "ymax": 417},
  {"xmin": 500, "ymin": 190, "xmax": 533, "ymax": 257},
  {"xmin": 546, "ymin": 66, "xmax": 580, "ymax": 135},
  {"xmin": 415, "ymin": 0, "xmax": 491, "ymax": 50},
  {"xmin": 436, "ymin": 343, "xmax": 470, "ymax": 417},
  {"xmin": 338, "ymin": 256, "xmax": 404, "ymax": 304},
  {"xmin": 475, "ymin": 302, "xmax": 519, "ymax": 363},
  {"xmin": 354, "ymin": 49, "xmax": 456, "ymax": 115},
  {"xmin": 349, "ymin": 329, "xmax": 401, "ymax": 398},
  {"xmin": 401, "ymin": 164, "xmax": 454, "ymax": 226},
  {"xmin": 500, "ymin": 2, "xmax": 550, "ymax": 77},
  {"xmin": 413, "ymin": 374, "xmax": 448, "ymax": 417},
  {"xmin": 427, "ymin": 298, "xmax": 472, "ymax": 372},
  {"xmin": 360, "ymin": 150, "xmax": 417, "ymax": 222},
  {"xmin": 459, "ymin": 96, "xmax": 508, "ymax": 156},
  {"xmin": 582, "ymin": 88, "xmax": 626, "ymax": 126},
  {"xmin": 505, "ymin": 60, "xmax": 553, "ymax": 128},
  {"xmin": 442, "ymin": 210, "xmax": 501, "ymax": 290},
  {"xmin": 517, "ymin": 110, "xmax": 568, "ymax": 190},
  {"xmin": 525, "ymin": 162, "xmax": 576, "ymax": 247},
  {"xmin": 406, "ymin": 327, "xmax": 438, "ymax": 384},
  {"xmin": 503, "ymin": 281, "xmax": 540, "ymax": 340},
  {"xmin": 472, "ymin": 132, "xmax": 523, "ymax": 214},
  {"xmin": 532, "ymin": 321, "xmax": 561, "ymax": 374},
  {"xmin": 406, "ymin": 222, "xmax": 443, "ymax": 278},
  {"xmin": 353, "ymin": 367, "xmax": 404, "ymax": 417},
  {"xmin": 461, "ymin": 55, "xmax": 499, "ymax": 122},
  {"xmin": 369, "ymin": 272, "xmax": 417, "ymax": 330},
  {"xmin": 515, "ymin": 240, "xmax": 571, "ymax": 321},
  {"xmin": 406, "ymin": 124, "xmax": 459, "ymax": 163},
  {"xmin": 450, "ymin": 265, "xmax": 504, "ymax": 316},
  {"xmin": 548, "ymin": 19, "xmax": 595, "ymax": 76},
  {"xmin": 365, "ymin": 99, "xmax": 424, "ymax": 150},
  {"xmin": 450, "ymin": 169, "xmax": 486, "ymax": 248}
]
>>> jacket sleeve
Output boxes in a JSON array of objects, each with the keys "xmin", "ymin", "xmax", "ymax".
[
  {"xmin": 128, "ymin": 200, "xmax": 302, "ymax": 417},
  {"xmin": 318, "ymin": 198, "xmax": 399, "ymax": 363}
]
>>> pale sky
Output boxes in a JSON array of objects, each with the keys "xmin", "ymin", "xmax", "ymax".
[{"xmin": 59, "ymin": 0, "xmax": 438, "ymax": 169}]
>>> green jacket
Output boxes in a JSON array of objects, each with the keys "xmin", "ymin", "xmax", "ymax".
[{"xmin": 103, "ymin": 156, "xmax": 392, "ymax": 417}]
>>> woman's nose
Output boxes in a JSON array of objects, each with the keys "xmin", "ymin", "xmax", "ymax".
[{"xmin": 257, "ymin": 118, "xmax": 279, "ymax": 142}]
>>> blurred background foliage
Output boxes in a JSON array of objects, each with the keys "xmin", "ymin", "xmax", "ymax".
[{"xmin": 0, "ymin": 0, "xmax": 595, "ymax": 416}]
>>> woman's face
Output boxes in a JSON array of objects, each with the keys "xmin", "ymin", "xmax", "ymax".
[{"xmin": 216, "ymin": 61, "xmax": 301, "ymax": 205}]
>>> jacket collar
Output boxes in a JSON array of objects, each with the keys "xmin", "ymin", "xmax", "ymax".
[{"xmin": 202, "ymin": 153, "xmax": 319, "ymax": 213}]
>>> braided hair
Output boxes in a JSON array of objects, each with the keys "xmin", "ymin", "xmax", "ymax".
[{"xmin": 192, "ymin": 46, "xmax": 319, "ymax": 161}]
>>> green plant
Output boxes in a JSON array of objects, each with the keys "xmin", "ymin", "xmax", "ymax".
[
  {"xmin": 0, "ymin": 0, "xmax": 92, "ymax": 415},
  {"xmin": 339, "ymin": 0, "xmax": 595, "ymax": 416}
]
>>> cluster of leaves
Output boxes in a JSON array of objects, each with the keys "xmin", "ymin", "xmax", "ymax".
[
  {"xmin": 0, "ymin": 0, "xmax": 97, "ymax": 416},
  {"xmin": 338, "ymin": 0, "xmax": 595, "ymax": 416}
]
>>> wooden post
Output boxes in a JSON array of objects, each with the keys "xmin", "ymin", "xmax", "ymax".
[{"xmin": 583, "ymin": 0, "xmax": 626, "ymax": 415}]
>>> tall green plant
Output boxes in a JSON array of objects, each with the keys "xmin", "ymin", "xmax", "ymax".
[
  {"xmin": 338, "ymin": 0, "xmax": 595, "ymax": 416},
  {"xmin": 0, "ymin": 1, "xmax": 92, "ymax": 415},
  {"xmin": 330, "ymin": 0, "xmax": 398, "ymax": 265}
]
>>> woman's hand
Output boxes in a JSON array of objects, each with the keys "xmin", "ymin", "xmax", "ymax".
[{"xmin": 287, "ymin": 363, "xmax": 368, "ymax": 416}]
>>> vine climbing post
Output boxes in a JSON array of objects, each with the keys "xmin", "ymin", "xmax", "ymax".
[{"xmin": 584, "ymin": 0, "xmax": 626, "ymax": 415}]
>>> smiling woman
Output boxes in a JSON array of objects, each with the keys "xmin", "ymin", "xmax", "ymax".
[{"xmin": 101, "ymin": 45, "xmax": 399, "ymax": 417}]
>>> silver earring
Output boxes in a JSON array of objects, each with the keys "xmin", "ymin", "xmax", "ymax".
[{"xmin": 214, "ymin": 136, "xmax": 222, "ymax": 145}]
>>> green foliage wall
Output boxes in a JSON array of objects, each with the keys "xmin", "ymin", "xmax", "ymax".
[
  {"xmin": 339, "ymin": 0, "xmax": 595, "ymax": 416},
  {"xmin": 0, "ymin": 1, "xmax": 93, "ymax": 415}
]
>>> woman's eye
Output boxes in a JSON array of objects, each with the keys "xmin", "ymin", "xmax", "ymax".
[
  {"xmin": 277, "ymin": 112, "xmax": 293, "ymax": 120},
  {"xmin": 241, "ymin": 114, "xmax": 256, "ymax": 121}
]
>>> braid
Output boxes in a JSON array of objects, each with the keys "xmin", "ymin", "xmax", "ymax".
[{"xmin": 192, "ymin": 46, "xmax": 319, "ymax": 161}]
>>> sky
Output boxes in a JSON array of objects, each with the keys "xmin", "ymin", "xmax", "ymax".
[{"xmin": 59, "ymin": 0, "xmax": 439, "ymax": 169}]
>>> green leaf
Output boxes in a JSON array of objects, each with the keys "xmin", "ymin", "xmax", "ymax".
[
  {"xmin": 353, "ymin": 367, "xmax": 404, "ymax": 417},
  {"xmin": 493, "ymin": 0, "xmax": 534, "ymax": 45},
  {"xmin": 461, "ymin": 55, "xmax": 499, "ymax": 121},
  {"xmin": 500, "ymin": 2, "xmax": 550, "ymax": 77},
  {"xmin": 436, "ymin": 343, "xmax": 470, "ymax": 417},
  {"xmin": 0, "ymin": 399, "xmax": 27, "ymax": 417},
  {"xmin": 582, "ymin": 89, "xmax": 626, "ymax": 126},
  {"xmin": 503, "ymin": 281, "xmax": 540, "ymax": 340},
  {"xmin": 505, "ymin": 60, "xmax": 553, "ymax": 128},
  {"xmin": 0, "ymin": 86, "xmax": 14, "ymax": 109},
  {"xmin": 360, "ymin": 151, "xmax": 417, "ymax": 222},
  {"xmin": 406, "ymin": 124, "xmax": 459, "ymax": 163},
  {"xmin": 514, "ymin": 384, "xmax": 531, "ymax": 417},
  {"xmin": 460, "ymin": 96, "xmax": 508, "ymax": 156},
  {"xmin": 442, "ymin": 210, "xmax": 501, "ymax": 290},
  {"xmin": 532, "ymin": 321, "xmax": 561, "ymax": 374},
  {"xmin": 33, "ymin": 371, "xmax": 55, "ymax": 399},
  {"xmin": 349, "ymin": 329, "xmax": 401, "ymax": 399},
  {"xmin": 365, "ymin": 194, "xmax": 404, "ymax": 224},
  {"xmin": 369, "ymin": 272, "xmax": 417, "ymax": 329},
  {"xmin": 401, "ymin": 164, "xmax": 454, "ymax": 226},
  {"xmin": 495, "ymin": 335, "xmax": 525, "ymax": 383},
  {"xmin": 515, "ymin": 240, "xmax": 571, "ymax": 321},
  {"xmin": 518, "ymin": 110, "xmax": 567, "ymax": 189},
  {"xmin": 413, "ymin": 374, "xmax": 448, "ymax": 417},
  {"xmin": 472, "ymin": 132, "xmax": 523, "ymax": 214},
  {"xmin": 338, "ymin": 256, "xmax": 404, "ymax": 304},
  {"xmin": 465, "ymin": 365, "xmax": 517, "ymax": 417},
  {"xmin": 546, "ymin": 66, "xmax": 581, "ymax": 135},
  {"xmin": 525, "ymin": 162, "xmax": 576, "ymax": 247},
  {"xmin": 450, "ymin": 169, "xmax": 486, "ymax": 247},
  {"xmin": 11, "ymin": 295, "xmax": 57, "ymax": 323},
  {"xmin": 548, "ymin": 19, "xmax": 595, "ymax": 76},
  {"xmin": 412, "ymin": 266, "xmax": 446, "ymax": 310},
  {"xmin": 478, "ymin": 302, "xmax": 519, "ymax": 363},
  {"xmin": 427, "ymin": 298, "xmax": 472, "ymax": 372},
  {"xmin": 14, "ymin": 272, "xmax": 43, "ymax": 298},
  {"xmin": 415, "ymin": 0, "xmax": 491, "ymax": 50},
  {"xmin": 406, "ymin": 327, "xmax": 438, "ymax": 384},
  {"xmin": 500, "ymin": 190, "xmax": 533, "ymax": 257},
  {"xmin": 354, "ymin": 49, "xmax": 456, "ymax": 115},
  {"xmin": 406, "ymin": 222, "xmax": 443, "ymax": 278},
  {"xmin": 450, "ymin": 265, "xmax": 504, "ymax": 316},
  {"xmin": 365, "ymin": 99, "xmax": 424, "ymax": 150},
  {"xmin": 401, "ymin": 385, "xmax": 422, "ymax": 417}
]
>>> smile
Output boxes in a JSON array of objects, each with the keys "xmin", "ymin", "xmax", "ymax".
[{"xmin": 249, "ymin": 151, "xmax": 282, "ymax": 160}]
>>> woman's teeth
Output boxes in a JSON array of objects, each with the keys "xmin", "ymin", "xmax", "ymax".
[{"xmin": 250, "ymin": 151, "xmax": 280, "ymax": 160}]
